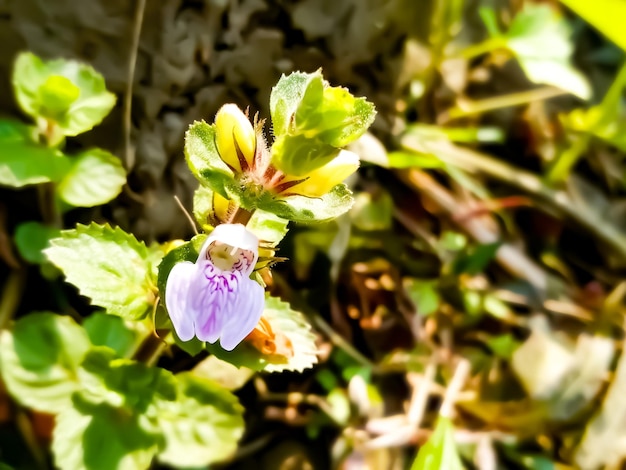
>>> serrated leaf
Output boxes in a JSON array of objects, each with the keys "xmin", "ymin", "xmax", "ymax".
[
  {"xmin": 185, "ymin": 121, "xmax": 241, "ymax": 200},
  {"xmin": 258, "ymin": 183, "xmax": 354, "ymax": 223},
  {"xmin": 57, "ymin": 148, "xmax": 126, "ymax": 207},
  {"xmin": 206, "ymin": 296, "xmax": 318, "ymax": 373},
  {"xmin": 269, "ymin": 71, "xmax": 376, "ymax": 176},
  {"xmin": 52, "ymin": 401, "xmax": 159, "ymax": 470},
  {"xmin": 0, "ymin": 120, "xmax": 71, "ymax": 187},
  {"xmin": 45, "ymin": 223, "xmax": 156, "ymax": 320},
  {"xmin": 83, "ymin": 314, "xmax": 141, "ymax": 358},
  {"xmin": 247, "ymin": 209, "xmax": 289, "ymax": 244},
  {"xmin": 14, "ymin": 221, "xmax": 60, "ymax": 264},
  {"xmin": 411, "ymin": 417, "xmax": 464, "ymax": 470},
  {"xmin": 12, "ymin": 52, "xmax": 116, "ymax": 136},
  {"xmin": 0, "ymin": 312, "xmax": 90, "ymax": 413},
  {"xmin": 270, "ymin": 71, "xmax": 323, "ymax": 137},
  {"xmin": 155, "ymin": 372, "xmax": 244, "ymax": 467}
]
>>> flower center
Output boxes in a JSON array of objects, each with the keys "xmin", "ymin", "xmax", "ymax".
[{"xmin": 206, "ymin": 241, "xmax": 255, "ymax": 273}]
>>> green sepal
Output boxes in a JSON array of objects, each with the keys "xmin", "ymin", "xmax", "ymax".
[
  {"xmin": 12, "ymin": 52, "xmax": 116, "ymax": 136},
  {"xmin": 205, "ymin": 295, "xmax": 318, "ymax": 373},
  {"xmin": 185, "ymin": 121, "xmax": 242, "ymax": 200},
  {"xmin": 258, "ymin": 183, "xmax": 355, "ymax": 223},
  {"xmin": 57, "ymin": 148, "xmax": 126, "ymax": 208},
  {"xmin": 45, "ymin": 223, "xmax": 157, "ymax": 320},
  {"xmin": 0, "ymin": 312, "xmax": 91, "ymax": 413},
  {"xmin": 269, "ymin": 70, "xmax": 376, "ymax": 175}
]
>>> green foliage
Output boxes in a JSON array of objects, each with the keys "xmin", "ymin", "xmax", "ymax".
[
  {"xmin": 57, "ymin": 148, "xmax": 126, "ymax": 207},
  {"xmin": 411, "ymin": 417, "xmax": 464, "ymax": 470},
  {"xmin": 155, "ymin": 373, "xmax": 245, "ymax": 467},
  {"xmin": 185, "ymin": 121, "xmax": 239, "ymax": 199},
  {"xmin": 0, "ymin": 119, "xmax": 71, "ymax": 187},
  {"xmin": 83, "ymin": 314, "xmax": 141, "ymax": 359},
  {"xmin": 259, "ymin": 183, "xmax": 355, "ymax": 223},
  {"xmin": 53, "ymin": 402, "xmax": 160, "ymax": 470},
  {"xmin": 14, "ymin": 221, "xmax": 60, "ymax": 264},
  {"xmin": 269, "ymin": 70, "xmax": 376, "ymax": 176},
  {"xmin": 45, "ymin": 223, "xmax": 156, "ymax": 320},
  {"xmin": 0, "ymin": 312, "xmax": 91, "ymax": 413},
  {"xmin": 12, "ymin": 52, "xmax": 116, "ymax": 136},
  {"xmin": 480, "ymin": 5, "xmax": 590, "ymax": 99}
]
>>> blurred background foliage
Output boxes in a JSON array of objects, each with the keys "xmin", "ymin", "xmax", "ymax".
[{"xmin": 1, "ymin": 0, "xmax": 626, "ymax": 469}]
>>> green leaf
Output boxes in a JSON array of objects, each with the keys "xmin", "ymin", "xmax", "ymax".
[
  {"xmin": 206, "ymin": 296, "xmax": 318, "ymax": 373},
  {"xmin": 386, "ymin": 151, "xmax": 445, "ymax": 169},
  {"xmin": 78, "ymin": 349, "xmax": 176, "ymax": 411},
  {"xmin": 52, "ymin": 401, "xmax": 159, "ymax": 470},
  {"xmin": 14, "ymin": 221, "xmax": 60, "ymax": 264},
  {"xmin": 504, "ymin": 4, "xmax": 591, "ymax": 99},
  {"xmin": 404, "ymin": 279, "xmax": 440, "ymax": 316},
  {"xmin": 350, "ymin": 191, "xmax": 393, "ymax": 231},
  {"xmin": 452, "ymin": 241, "xmax": 501, "ymax": 275},
  {"xmin": 57, "ymin": 148, "xmax": 126, "ymax": 207},
  {"xmin": 83, "ymin": 314, "xmax": 141, "ymax": 358},
  {"xmin": 0, "ymin": 120, "xmax": 71, "ymax": 187},
  {"xmin": 185, "ymin": 121, "xmax": 240, "ymax": 199},
  {"xmin": 270, "ymin": 71, "xmax": 323, "ymax": 137},
  {"xmin": 411, "ymin": 417, "xmax": 464, "ymax": 470},
  {"xmin": 247, "ymin": 209, "xmax": 290, "ymax": 244},
  {"xmin": 559, "ymin": 0, "xmax": 626, "ymax": 51},
  {"xmin": 259, "ymin": 183, "xmax": 354, "ymax": 223},
  {"xmin": 12, "ymin": 52, "xmax": 116, "ymax": 136},
  {"xmin": 0, "ymin": 312, "xmax": 90, "ymax": 413},
  {"xmin": 38, "ymin": 75, "xmax": 80, "ymax": 117},
  {"xmin": 155, "ymin": 373, "xmax": 244, "ymax": 467},
  {"xmin": 45, "ymin": 223, "xmax": 156, "ymax": 320},
  {"xmin": 269, "ymin": 71, "xmax": 376, "ymax": 175}
]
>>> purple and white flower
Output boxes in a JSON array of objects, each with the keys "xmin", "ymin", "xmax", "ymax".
[{"xmin": 165, "ymin": 223, "xmax": 265, "ymax": 351}]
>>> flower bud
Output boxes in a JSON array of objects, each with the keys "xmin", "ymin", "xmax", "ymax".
[
  {"xmin": 288, "ymin": 150, "xmax": 359, "ymax": 197},
  {"xmin": 215, "ymin": 104, "xmax": 256, "ymax": 173}
]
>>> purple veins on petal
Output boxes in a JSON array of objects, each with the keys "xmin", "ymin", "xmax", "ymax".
[{"xmin": 164, "ymin": 223, "xmax": 265, "ymax": 350}]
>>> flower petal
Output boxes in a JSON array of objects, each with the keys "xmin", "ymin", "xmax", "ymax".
[
  {"xmin": 215, "ymin": 104, "xmax": 256, "ymax": 173},
  {"xmin": 285, "ymin": 149, "xmax": 359, "ymax": 197},
  {"xmin": 192, "ymin": 262, "xmax": 232, "ymax": 344},
  {"xmin": 165, "ymin": 262, "xmax": 196, "ymax": 342},
  {"xmin": 219, "ymin": 276, "xmax": 265, "ymax": 351}
]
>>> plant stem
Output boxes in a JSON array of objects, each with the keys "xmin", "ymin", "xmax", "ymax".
[
  {"xmin": 443, "ymin": 87, "xmax": 567, "ymax": 121},
  {"xmin": 0, "ymin": 269, "xmax": 26, "ymax": 329},
  {"xmin": 401, "ymin": 135, "xmax": 626, "ymax": 261},
  {"xmin": 546, "ymin": 60, "xmax": 626, "ymax": 183},
  {"xmin": 122, "ymin": 0, "xmax": 147, "ymax": 170},
  {"xmin": 228, "ymin": 206, "xmax": 253, "ymax": 225},
  {"xmin": 133, "ymin": 331, "xmax": 168, "ymax": 366}
]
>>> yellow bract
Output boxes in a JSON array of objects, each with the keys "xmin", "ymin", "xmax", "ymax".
[
  {"xmin": 215, "ymin": 104, "xmax": 256, "ymax": 173},
  {"xmin": 287, "ymin": 150, "xmax": 359, "ymax": 197}
]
